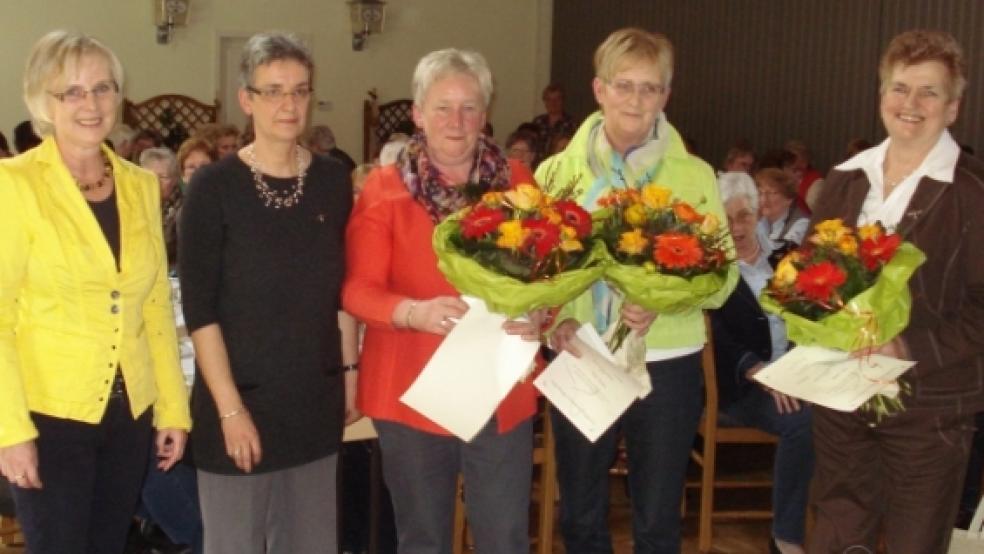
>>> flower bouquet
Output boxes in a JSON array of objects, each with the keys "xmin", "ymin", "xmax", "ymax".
[
  {"xmin": 433, "ymin": 182, "xmax": 607, "ymax": 318},
  {"xmin": 759, "ymin": 219, "xmax": 927, "ymax": 419},
  {"xmin": 594, "ymin": 184, "xmax": 733, "ymax": 352}
]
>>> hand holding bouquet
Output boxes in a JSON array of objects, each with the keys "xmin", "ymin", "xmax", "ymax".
[
  {"xmin": 594, "ymin": 184, "xmax": 732, "ymax": 351},
  {"xmin": 760, "ymin": 219, "xmax": 926, "ymax": 419}
]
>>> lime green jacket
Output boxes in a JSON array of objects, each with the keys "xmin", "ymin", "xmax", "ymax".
[
  {"xmin": 0, "ymin": 137, "xmax": 192, "ymax": 447},
  {"xmin": 535, "ymin": 111, "xmax": 738, "ymax": 349}
]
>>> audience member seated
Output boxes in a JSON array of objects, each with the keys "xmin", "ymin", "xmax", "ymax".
[
  {"xmin": 108, "ymin": 123, "xmax": 137, "ymax": 159},
  {"xmin": 139, "ymin": 147, "xmax": 182, "ymax": 267},
  {"xmin": 713, "ymin": 171, "xmax": 813, "ymax": 554},
  {"xmin": 378, "ymin": 131, "xmax": 409, "ymax": 166},
  {"xmin": 175, "ymin": 136, "xmax": 217, "ymax": 190},
  {"xmin": 0, "ymin": 131, "xmax": 10, "ymax": 158},
  {"xmin": 505, "ymin": 129, "xmax": 538, "ymax": 169},
  {"xmin": 130, "ymin": 128, "xmax": 163, "ymax": 162},
  {"xmin": 784, "ymin": 139, "xmax": 823, "ymax": 214},
  {"xmin": 307, "ymin": 124, "xmax": 357, "ymax": 172},
  {"xmin": 13, "ymin": 120, "xmax": 41, "ymax": 153},
  {"xmin": 194, "ymin": 123, "xmax": 240, "ymax": 158},
  {"xmin": 721, "ymin": 141, "xmax": 755, "ymax": 174},
  {"xmin": 546, "ymin": 128, "xmax": 573, "ymax": 156},
  {"xmin": 532, "ymin": 83, "xmax": 575, "ymax": 156},
  {"xmin": 754, "ymin": 167, "xmax": 808, "ymax": 267},
  {"xmin": 844, "ymin": 137, "xmax": 872, "ymax": 160}
]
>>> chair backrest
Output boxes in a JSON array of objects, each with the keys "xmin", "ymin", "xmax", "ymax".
[{"xmin": 363, "ymin": 88, "xmax": 413, "ymax": 162}]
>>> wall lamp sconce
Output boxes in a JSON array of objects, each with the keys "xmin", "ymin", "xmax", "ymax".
[
  {"xmin": 155, "ymin": 0, "xmax": 190, "ymax": 44},
  {"xmin": 347, "ymin": 0, "xmax": 386, "ymax": 51}
]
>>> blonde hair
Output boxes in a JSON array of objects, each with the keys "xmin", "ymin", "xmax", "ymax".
[
  {"xmin": 879, "ymin": 29, "xmax": 966, "ymax": 101},
  {"xmin": 22, "ymin": 30, "xmax": 124, "ymax": 137},
  {"xmin": 594, "ymin": 28, "xmax": 674, "ymax": 86}
]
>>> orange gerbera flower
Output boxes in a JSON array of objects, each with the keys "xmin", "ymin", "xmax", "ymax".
[
  {"xmin": 672, "ymin": 202, "xmax": 703, "ymax": 224},
  {"xmin": 654, "ymin": 232, "xmax": 703, "ymax": 269},
  {"xmin": 794, "ymin": 261, "xmax": 847, "ymax": 303},
  {"xmin": 522, "ymin": 219, "xmax": 562, "ymax": 260}
]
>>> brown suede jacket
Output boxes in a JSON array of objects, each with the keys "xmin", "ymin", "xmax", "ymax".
[{"xmin": 811, "ymin": 153, "xmax": 984, "ymax": 414}]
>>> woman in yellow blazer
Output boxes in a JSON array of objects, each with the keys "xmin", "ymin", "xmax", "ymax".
[{"xmin": 0, "ymin": 31, "xmax": 191, "ymax": 554}]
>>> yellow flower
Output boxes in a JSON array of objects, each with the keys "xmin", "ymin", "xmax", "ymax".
[
  {"xmin": 643, "ymin": 261, "xmax": 657, "ymax": 272},
  {"xmin": 559, "ymin": 225, "xmax": 583, "ymax": 252},
  {"xmin": 837, "ymin": 235, "xmax": 858, "ymax": 256},
  {"xmin": 481, "ymin": 191, "xmax": 504, "ymax": 205},
  {"xmin": 504, "ymin": 183, "xmax": 543, "ymax": 211},
  {"xmin": 618, "ymin": 228, "xmax": 648, "ymax": 255},
  {"xmin": 624, "ymin": 203, "xmax": 648, "ymax": 227},
  {"xmin": 858, "ymin": 223, "xmax": 883, "ymax": 241},
  {"xmin": 496, "ymin": 220, "xmax": 527, "ymax": 250},
  {"xmin": 773, "ymin": 255, "xmax": 799, "ymax": 287},
  {"xmin": 811, "ymin": 218, "xmax": 850, "ymax": 246},
  {"xmin": 641, "ymin": 185, "xmax": 672, "ymax": 210},
  {"xmin": 700, "ymin": 213, "xmax": 720, "ymax": 234},
  {"xmin": 540, "ymin": 206, "xmax": 562, "ymax": 225}
]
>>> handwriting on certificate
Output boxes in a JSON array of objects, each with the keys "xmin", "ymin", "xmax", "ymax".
[
  {"xmin": 535, "ymin": 325, "xmax": 645, "ymax": 442},
  {"xmin": 751, "ymin": 346, "xmax": 915, "ymax": 412}
]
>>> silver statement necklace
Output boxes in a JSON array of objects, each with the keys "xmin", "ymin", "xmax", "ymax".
[{"xmin": 246, "ymin": 143, "xmax": 307, "ymax": 209}]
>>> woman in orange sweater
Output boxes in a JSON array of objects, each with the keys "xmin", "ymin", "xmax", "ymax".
[{"xmin": 343, "ymin": 48, "xmax": 543, "ymax": 554}]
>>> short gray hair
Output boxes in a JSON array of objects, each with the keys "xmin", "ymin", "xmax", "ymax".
[
  {"xmin": 306, "ymin": 124, "xmax": 336, "ymax": 150},
  {"xmin": 718, "ymin": 171, "xmax": 759, "ymax": 213},
  {"xmin": 239, "ymin": 32, "xmax": 314, "ymax": 88},
  {"xmin": 411, "ymin": 48, "xmax": 493, "ymax": 108},
  {"xmin": 139, "ymin": 147, "xmax": 178, "ymax": 178}
]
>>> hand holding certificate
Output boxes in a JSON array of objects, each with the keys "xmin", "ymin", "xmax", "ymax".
[
  {"xmin": 751, "ymin": 346, "xmax": 915, "ymax": 412},
  {"xmin": 534, "ymin": 324, "xmax": 646, "ymax": 442}
]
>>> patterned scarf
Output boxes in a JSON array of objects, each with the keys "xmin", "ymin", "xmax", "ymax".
[{"xmin": 397, "ymin": 132, "xmax": 512, "ymax": 223}]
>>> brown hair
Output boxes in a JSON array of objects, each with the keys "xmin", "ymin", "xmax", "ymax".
[
  {"xmin": 878, "ymin": 29, "xmax": 966, "ymax": 101},
  {"xmin": 754, "ymin": 167, "xmax": 797, "ymax": 201},
  {"xmin": 176, "ymin": 137, "xmax": 217, "ymax": 172}
]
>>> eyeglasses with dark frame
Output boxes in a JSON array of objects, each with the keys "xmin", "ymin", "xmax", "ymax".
[
  {"xmin": 245, "ymin": 85, "xmax": 314, "ymax": 102},
  {"xmin": 48, "ymin": 81, "xmax": 119, "ymax": 103}
]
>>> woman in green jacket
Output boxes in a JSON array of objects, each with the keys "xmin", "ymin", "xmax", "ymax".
[{"xmin": 538, "ymin": 28, "xmax": 737, "ymax": 553}]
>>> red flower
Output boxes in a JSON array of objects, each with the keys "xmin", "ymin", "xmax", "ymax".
[
  {"xmin": 859, "ymin": 233, "xmax": 901, "ymax": 270},
  {"xmin": 653, "ymin": 232, "xmax": 703, "ymax": 269},
  {"xmin": 794, "ymin": 261, "xmax": 847, "ymax": 303},
  {"xmin": 460, "ymin": 205, "xmax": 505, "ymax": 239},
  {"xmin": 554, "ymin": 200, "xmax": 592, "ymax": 238},
  {"xmin": 522, "ymin": 219, "xmax": 562, "ymax": 260}
]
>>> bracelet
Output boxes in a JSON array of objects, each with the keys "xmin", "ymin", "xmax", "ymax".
[
  {"xmin": 342, "ymin": 363, "xmax": 359, "ymax": 373},
  {"xmin": 404, "ymin": 300, "xmax": 419, "ymax": 329},
  {"xmin": 219, "ymin": 407, "xmax": 246, "ymax": 420}
]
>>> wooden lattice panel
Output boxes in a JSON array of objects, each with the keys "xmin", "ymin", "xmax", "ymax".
[
  {"xmin": 123, "ymin": 94, "xmax": 220, "ymax": 148},
  {"xmin": 362, "ymin": 89, "xmax": 413, "ymax": 162}
]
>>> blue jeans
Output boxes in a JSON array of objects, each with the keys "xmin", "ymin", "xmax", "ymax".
[
  {"xmin": 374, "ymin": 417, "xmax": 532, "ymax": 554},
  {"xmin": 721, "ymin": 385, "xmax": 813, "ymax": 544},
  {"xmin": 139, "ymin": 449, "xmax": 204, "ymax": 554},
  {"xmin": 551, "ymin": 352, "xmax": 704, "ymax": 554}
]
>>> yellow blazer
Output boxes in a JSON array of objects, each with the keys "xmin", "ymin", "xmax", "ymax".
[{"xmin": 0, "ymin": 137, "xmax": 191, "ymax": 448}]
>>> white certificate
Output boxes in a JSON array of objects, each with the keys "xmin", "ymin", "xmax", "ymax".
[
  {"xmin": 751, "ymin": 345, "xmax": 916, "ymax": 412},
  {"xmin": 534, "ymin": 324, "xmax": 646, "ymax": 442},
  {"xmin": 400, "ymin": 296, "xmax": 541, "ymax": 441}
]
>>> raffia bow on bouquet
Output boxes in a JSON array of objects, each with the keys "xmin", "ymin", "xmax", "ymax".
[
  {"xmin": 432, "ymin": 181, "xmax": 606, "ymax": 319},
  {"xmin": 593, "ymin": 184, "xmax": 733, "ymax": 367},
  {"xmin": 759, "ymin": 219, "xmax": 927, "ymax": 422}
]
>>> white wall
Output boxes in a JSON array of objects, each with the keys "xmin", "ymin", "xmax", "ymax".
[{"xmin": 0, "ymin": 0, "xmax": 553, "ymax": 158}]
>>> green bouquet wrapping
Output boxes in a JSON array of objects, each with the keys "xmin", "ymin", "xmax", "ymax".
[
  {"xmin": 432, "ymin": 184, "xmax": 607, "ymax": 318},
  {"xmin": 759, "ymin": 241, "xmax": 926, "ymax": 350},
  {"xmin": 603, "ymin": 262, "xmax": 730, "ymax": 315}
]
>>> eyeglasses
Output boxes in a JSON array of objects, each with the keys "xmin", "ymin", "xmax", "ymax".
[
  {"xmin": 607, "ymin": 79, "xmax": 666, "ymax": 100},
  {"xmin": 245, "ymin": 85, "xmax": 314, "ymax": 102},
  {"xmin": 48, "ymin": 81, "xmax": 119, "ymax": 103}
]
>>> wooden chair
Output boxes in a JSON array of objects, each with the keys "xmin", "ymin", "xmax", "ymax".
[
  {"xmin": 690, "ymin": 313, "xmax": 777, "ymax": 553},
  {"xmin": 123, "ymin": 94, "xmax": 220, "ymax": 149},
  {"xmin": 362, "ymin": 89, "xmax": 413, "ymax": 162},
  {"xmin": 453, "ymin": 402, "xmax": 558, "ymax": 554},
  {"xmin": 0, "ymin": 516, "xmax": 22, "ymax": 548}
]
